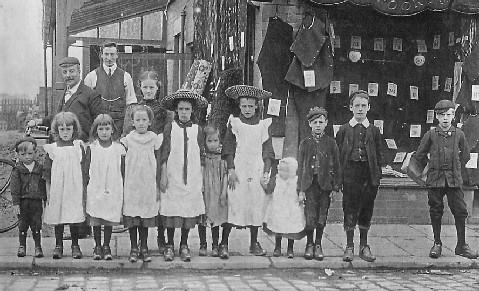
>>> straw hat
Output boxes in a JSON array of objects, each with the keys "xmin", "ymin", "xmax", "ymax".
[
  {"xmin": 160, "ymin": 89, "xmax": 208, "ymax": 110},
  {"xmin": 225, "ymin": 85, "xmax": 272, "ymax": 100}
]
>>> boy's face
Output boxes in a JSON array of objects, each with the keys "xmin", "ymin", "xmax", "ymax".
[
  {"xmin": 349, "ymin": 96, "xmax": 370, "ymax": 122},
  {"xmin": 436, "ymin": 108, "xmax": 455, "ymax": 130},
  {"xmin": 177, "ymin": 100, "xmax": 193, "ymax": 122},
  {"xmin": 308, "ymin": 115, "xmax": 327, "ymax": 135},
  {"xmin": 133, "ymin": 110, "xmax": 151, "ymax": 134},
  {"xmin": 239, "ymin": 98, "xmax": 257, "ymax": 119},
  {"xmin": 205, "ymin": 133, "xmax": 220, "ymax": 152},
  {"xmin": 58, "ymin": 123, "xmax": 74, "ymax": 141},
  {"xmin": 17, "ymin": 143, "xmax": 35, "ymax": 165}
]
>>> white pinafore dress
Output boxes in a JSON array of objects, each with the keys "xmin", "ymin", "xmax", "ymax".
[
  {"xmin": 43, "ymin": 140, "xmax": 85, "ymax": 225},
  {"xmin": 160, "ymin": 122, "xmax": 205, "ymax": 218},
  {"xmin": 227, "ymin": 116, "xmax": 272, "ymax": 227},
  {"xmin": 86, "ymin": 141, "xmax": 125, "ymax": 223}
]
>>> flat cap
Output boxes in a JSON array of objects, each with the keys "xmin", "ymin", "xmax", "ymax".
[
  {"xmin": 14, "ymin": 137, "xmax": 37, "ymax": 151},
  {"xmin": 434, "ymin": 99, "xmax": 455, "ymax": 112},
  {"xmin": 307, "ymin": 106, "xmax": 328, "ymax": 121},
  {"xmin": 225, "ymin": 85, "xmax": 272, "ymax": 100},
  {"xmin": 59, "ymin": 56, "xmax": 80, "ymax": 67}
]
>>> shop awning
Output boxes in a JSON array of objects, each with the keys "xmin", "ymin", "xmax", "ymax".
[
  {"xmin": 69, "ymin": 0, "xmax": 168, "ymax": 34},
  {"xmin": 308, "ymin": 0, "xmax": 479, "ymax": 16}
]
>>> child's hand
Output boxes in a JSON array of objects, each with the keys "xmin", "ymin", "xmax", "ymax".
[
  {"xmin": 298, "ymin": 191, "xmax": 306, "ymax": 206},
  {"xmin": 228, "ymin": 169, "xmax": 239, "ymax": 190},
  {"xmin": 13, "ymin": 205, "xmax": 20, "ymax": 216},
  {"xmin": 260, "ymin": 172, "xmax": 270, "ymax": 186}
]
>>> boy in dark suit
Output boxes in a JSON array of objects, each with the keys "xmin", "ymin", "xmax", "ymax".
[
  {"xmin": 336, "ymin": 90, "xmax": 383, "ymax": 262},
  {"xmin": 414, "ymin": 99, "xmax": 478, "ymax": 259}
]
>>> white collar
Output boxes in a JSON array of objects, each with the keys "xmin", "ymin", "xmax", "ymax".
[
  {"xmin": 349, "ymin": 118, "xmax": 370, "ymax": 128},
  {"xmin": 66, "ymin": 80, "xmax": 81, "ymax": 94},
  {"xmin": 103, "ymin": 63, "xmax": 117, "ymax": 74}
]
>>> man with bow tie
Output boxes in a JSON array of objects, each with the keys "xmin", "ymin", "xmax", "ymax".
[
  {"xmin": 84, "ymin": 42, "xmax": 137, "ymax": 136},
  {"xmin": 28, "ymin": 57, "xmax": 102, "ymax": 142}
]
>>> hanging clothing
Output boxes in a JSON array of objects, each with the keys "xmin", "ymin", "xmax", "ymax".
[
  {"xmin": 43, "ymin": 140, "xmax": 85, "ymax": 225},
  {"xmin": 224, "ymin": 115, "xmax": 272, "ymax": 227},
  {"xmin": 121, "ymin": 131, "xmax": 162, "ymax": 219},
  {"xmin": 257, "ymin": 17, "xmax": 293, "ymax": 137},
  {"xmin": 160, "ymin": 121, "xmax": 205, "ymax": 220},
  {"xmin": 85, "ymin": 141, "xmax": 125, "ymax": 224},
  {"xmin": 263, "ymin": 175, "xmax": 306, "ymax": 239}
]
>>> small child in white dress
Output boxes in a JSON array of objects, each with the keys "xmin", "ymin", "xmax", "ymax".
[
  {"xmin": 85, "ymin": 114, "xmax": 125, "ymax": 260},
  {"xmin": 263, "ymin": 157, "xmax": 305, "ymax": 258}
]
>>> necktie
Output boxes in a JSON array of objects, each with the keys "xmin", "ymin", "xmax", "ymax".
[
  {"xmin": 108, "ymin": 68, "xmax": 112, "ymax": 77},
  {"xmin": 64, "ymin": 87, "xmax": 72, "ymax": 103}
]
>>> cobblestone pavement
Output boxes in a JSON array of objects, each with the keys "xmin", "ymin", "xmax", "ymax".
[{"xmin": 1, "ymin": 269, "xmax": 479, "ymax": 291}]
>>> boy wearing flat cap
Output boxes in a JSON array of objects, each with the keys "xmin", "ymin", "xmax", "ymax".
[
  {"xmin": 222, "ymin": 85, "xmax": 275, "ymax": 258},
  {"xmin": 336, "ymin": 90, "xmax": 383, "ymax": 263},
  {"xmin": 413, "ymin": 99, "xmax": 478, "ymax": 259},
  {"xmin": 297, "ymin": 107, "xmax": 340, "ymax": 260}
]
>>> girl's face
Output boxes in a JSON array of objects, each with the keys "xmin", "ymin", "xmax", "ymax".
[
  {"xmin": 239, "ymin": 98, "xmax": 257, "ymax": 119},
  {"xmin": 140, "ymin": 78, "xmax": 158, "ymax": 100},
  {"xmin": 97, "ymin": 124, "xmax": 113, "ymax": 141},
  {"xmin": 206, "ymin": 133, "xmax": 220, "ymax": 152},
  {"xmin": 133, "ymin": 110, "xmax": 151, "ymax": 134},
  {"xmin": 58, "ymin": 123, "xmax": 74, "ymax": 141},
  {"xmin": 177, "ymin": 100, "xmax": 193, "ymax": 122}
]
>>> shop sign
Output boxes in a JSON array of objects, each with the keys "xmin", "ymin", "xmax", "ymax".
[{"xmin": 308, "ymin": 0, "xmax": 452, "ymax": 16}]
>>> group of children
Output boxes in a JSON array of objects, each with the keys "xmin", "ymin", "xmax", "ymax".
[{"xmin": 11, "ymin": 76, "xmax": 478, "ymax": 262}]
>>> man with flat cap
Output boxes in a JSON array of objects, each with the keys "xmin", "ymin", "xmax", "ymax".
[
  {"xmin": 29, "ymin": 56, "xmax": 103, "ymax": 142},
  {"xmin": 84, "ymin": 42, "xmax": 137, "ymax": 135}
]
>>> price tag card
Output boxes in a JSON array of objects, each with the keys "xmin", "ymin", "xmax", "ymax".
[
  {"xmin": 351, "ymin": 36, "xmax": 362, "ymax": 50},
  {"xmin": 124, "ymin": 46, "xmax": 133, "ymax": 53},
  {"xmin": 304, "ymin": 70, "xmax": 316, "ymax": 87},
  {"xmin": 229, "ymin": 36, "xmax": 234, "ymax": 51},
  {"xmin": 426, "ymin": 110, "xmax": 435, "ymax": 124},
  {"xmin": 267, "ymin": 98, "xmax": 281, "ymax": 116},
  {"xmin": 457, "ymin": 123, "xmax": 463, "ymax": 129},
  {"xmin": 393, "ymin": 37, "xmax": 403, "ymax": 52},
  {"xmin": 221, "ymin": 56, "xmax": 225, "ymax": 70},
  {"xmin": 410, "ymin": 124, "xmax": 422, "ymax": 138},
  {"xmin": 466, "ymin": 153, "xmax": 478, "ymax": 169},
  {"xmin": 333, "ymin": 36, "xmax": 341, "ymax": 48},
  {"xmin": 349, "ymin": 84, "xmax": 359, "ymax": 96},
  {"xmin": 432, "ymin": 76, "xmax": 439, "ymax": 91},
  {"xmin": 368, "ymin": 83, "xmax": 379, "ymax": 97},
  {"xmin": 433, "ymin": 35, "xmax": 441, "ymax": 50},
  {"xmin": 410, "ymin": 86, "xmax": 419, "ymax": 100},
  {"xmin": 449, "ymin": 32, "xmax": 455, "ymax": 46},
  {"xmin": 333, "ymin": 125, "xmax": 341, "ymax": 137},
  {"xmin": 387, "ymin": 82, "xmax": 398, "ymax": 97},
  {"xmin": 417, "ymin": 40, "xmax": 427, "ymax": 53},
  {"xmin": 393, "ymin": 152, "xmax": 407, "ymax": 163},
  {"xmin": 330, "ymin": 81, "xmax": 341, "ymax": 94},
  {"xmin": 472, "ymin": 85, "xmax": 479, "ymax": 101},
  {"xmin": 444, "ymin": 77, "xmax": 452, "ymax": 92},
  {"xmin": 374, "ymin": 120, "xmax": 384, "ymax": 134},
  {"xmin": 374, "ymin": 38, "xmax": 384, "ymax": 51},
  {"xmin": 240, "ymin": 32, "xmax": 245, "ymax": 48},
  {"xmin": 385, "ymin": 138, "xmax": 397, "ymax": 149}
]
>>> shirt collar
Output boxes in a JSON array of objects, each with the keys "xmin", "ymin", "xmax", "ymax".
[
  {"xmin": 66, "ymin": 80, "xmax": 81, "ymax": 95},
  {"xmin": 103, "ymin": 63, "xmax": 117, "ymax": 74},
  {"xmin": 349, "ymin": 118, "xmax": 370, "ymax": 128}
]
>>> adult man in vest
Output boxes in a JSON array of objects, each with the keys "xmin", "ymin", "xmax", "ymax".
[{"xmin": 84, "ymin": 42, "xmax": 137, "ymax": 135}]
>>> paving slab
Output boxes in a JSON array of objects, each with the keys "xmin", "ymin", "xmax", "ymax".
[{"xmin": 368, "ymin": 225, "xmax": 425, "ymax": 237}]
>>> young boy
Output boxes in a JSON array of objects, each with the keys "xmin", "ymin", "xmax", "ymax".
[
  {"xmin": 11, "ymin": 137, "xmax": 47, "ymax": 258},
  {"xmin": 222, "ymin": 85, "xmax": 275, "ymax": 258},
  {"xmin": 336, "ymin": 90, "xmax": 383, "ymax": 262},
  {"xmin": 413, "ymin": 99, "xmax": 478, "ymax": 259},
  {"xmin": 297, "ymin": 107, "xmax": 340, "ymax": 260}
]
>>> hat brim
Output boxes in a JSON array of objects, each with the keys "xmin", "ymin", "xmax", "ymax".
[
  {"xmin": 160, "ymin": 90, "xmax": 208, "ymax": 110},
  {"xmin": 225, "ymin": 85, "xmax": 272, "ymax": 100}
]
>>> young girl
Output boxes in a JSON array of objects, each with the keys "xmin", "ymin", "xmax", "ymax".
[
  {"xmin": 121, "ymin": 105, "xmax": 163, "ymax": 263},
  {"xmin": 263, "ymin": 157, "xmax": 305, "ymax": 258},
  {"xmin": 159, "ymin": 89, "xmax": 207, "ymax": 262},
  {"xmin": 198, "ymin": 125, "xmax": 228, "ymax": 258},
  {"xmin": 85, "ymin": 114, "xmax": 125, "ymax": 260},
  {"xmin": 123, "ymin": 70, "xmax": 173, "ymax": 254},
  {"xmin": 43, "ymin": 112, "xmax": 86, "ymax": 260}
]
